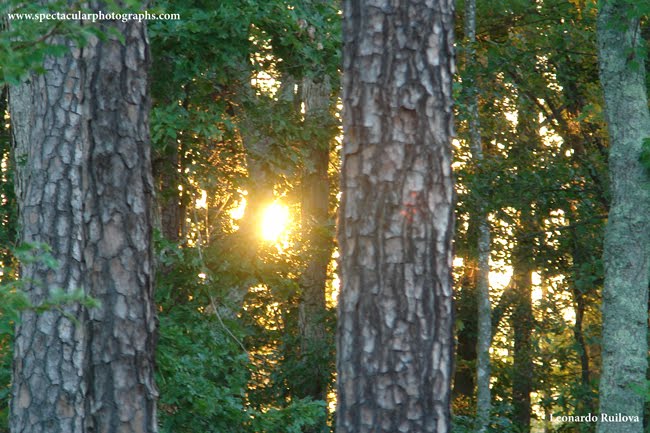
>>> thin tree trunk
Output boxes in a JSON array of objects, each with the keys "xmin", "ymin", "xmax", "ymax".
[
  {"xmin": 568, "ymin": 223, "xmax": 595, "ymax": 421},
  {"xmin": 238, "ymin": 84, "xmax": 278, "ymax": 247},
  {"xmin": 596, "ymin": 1, "xmax": 650, "ymax": 432},
  {"xmin": 0, "ymin": 86, "xmax": 16, "ymax": 272},
  {"xmin": 219, "ymin": 79, "xmax": 294, "ymax": 319},
  {"xmin": 510, "ymin": 101, "xmax": 536, "ymax": 433},
  {"xmin": 573, "ymin": 292, "xmax": 592, "ymax": 404},
  {"xmin": 539, "ymin": 281, "xmax": 551, "ymax": 433},
  {"xmin": 463, "ymin": 0, "xmax": 492, "ymax": 430},
  {"xmin": 156, "ymin": 145, "xmax": 182, "ymax": 243},
  {"xmin": 216, "ymin": 107, "xmax": 275, "ymax": 319},
  {"xmin": 9, "ymin": 10, "xmax": 157, "ymax": 433},
  {"xmin": 511, "ymin": 242, "xmax": 533, "ymax": 433},
  {"xmin": 453, "ymin": 261, "xmax": 477, "ymax": 402},
  {"xmin": 298, "ymin": 76, "xmax": 333, "ymax": 408},
  {"xmin": 337, "ymin": 0, "xmax": 456, "ymax": 432}
]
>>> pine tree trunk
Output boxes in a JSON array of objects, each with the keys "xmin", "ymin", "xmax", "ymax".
[
  {"xmin": 596, "ymin": 1, "xmax": 650, "ymax": 432},
  {"xmin": 9, "ymin": 10, "xmax": 158, "ymax": 433},
  {"xmin": 337, "ymin": 0, "xmax": 456, "ymax": 432}
]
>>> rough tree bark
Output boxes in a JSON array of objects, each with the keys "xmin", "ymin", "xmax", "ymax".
[
  {"xmin": 9, "ymin": 7, "xmax": 158, "ymax": 433},
  {"xmin": 596, "ymin": 1, "xmax": 650, "ymax": 432},
  {"xmin": 337, "ymin": 0, "xmax": 456, "ymax": 432}
]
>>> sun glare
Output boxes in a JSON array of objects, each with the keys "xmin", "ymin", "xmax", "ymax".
[{"xmin": 260, "ymin": 202, "xmax": 290, "ymax": 242}]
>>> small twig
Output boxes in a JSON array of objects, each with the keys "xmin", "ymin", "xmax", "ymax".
[
  {"xmin": 191, "ymin": 202, "xmax": 249, "ymax": 357},
  {"xmin": 209, "ymin": 295, "xmax": 249, "ymax": 357},
  {"xmin": 11, "ymin": 21, "xmax": 64, "ymax": 51}
]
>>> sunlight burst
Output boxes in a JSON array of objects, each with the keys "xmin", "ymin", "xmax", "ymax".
[{"xmin": 260, "ymin": 202, "xmax": 290, "ymax": 242}]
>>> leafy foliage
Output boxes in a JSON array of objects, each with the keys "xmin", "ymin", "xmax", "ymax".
[
  {"xmin": 1, "ymin": 0, "xmax": 144, "ymax": 85},
  {"xmin": 154, "ymin": 237, "xmax": 328, "ymax": 432},
  {"xmin": 156, "ymin": 304, "xmax": 250, "ymax": 433},
  {"xmin": 453, "ymin": 0, "xmax": 609, "ymax": 430}
]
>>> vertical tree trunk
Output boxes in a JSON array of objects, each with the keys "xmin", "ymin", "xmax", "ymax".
[
  {"xmin": 239, "ymin": 112, "xmax": 275, "ymax": 246},
  {"xmin": 452, "ymin": 261, "xmax": 477, "ymax": 402},
  {"xmin": 338, "ymin": 0, "xmax": 456, "ymax": 432},
  {"xmin": 510, "ymin": 102, "xmax": 537, "ymax": 432},
  {"xmin": 569, "ymin": 224, "xmax": 595, "ymax": 420},
  {"xmin": 297, "ymin": 76, "xmax": 333, "ymax": 408},
  {"xmin": 596, "ymin": 1, "xmax": 650, "ymax": 432},
  {"xmin": 218, "ymin": 79, "xmax": 295, "ymax": 319},
  {"xmin": 573, "ymin": 292, "xmax": 591, "ymax": 399},
  {"xmin": 9, "ymin": 9, "xmax": 158, "ymax": 433},
  {"xmin": 462, "ymin": 0, "xmax": 492, "ymax": 430},
  {"xmin": 511, "ymin": 241, "xmax": 533, "ymax": 433},
  {"xmin": 0, "ymin": 85, "xmax": 16, "ymax": 272},
  {"xmin": 538, "ymin": 281, "xmax": 551, "ymax": 433},
  {"xmin": 216, "ymin": 107, "xmax": 275, "ymax": 318},
  {"xmin": 155, "ymin": 144, "xmax": 182, "ymax": 243}
]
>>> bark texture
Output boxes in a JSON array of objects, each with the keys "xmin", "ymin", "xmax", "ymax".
[
  {"xmin": 9, "ymin": 9, "xmax": 157, "ymax": 433},
  {"xmin": 596, "ymin": 1, "xmax": 650, "ymax": 432},
  {"xmin": 337, "ymin": 0, "xmax": 456, "ymax": 432}
]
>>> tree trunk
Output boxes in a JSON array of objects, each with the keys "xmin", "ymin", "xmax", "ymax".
[
  {"xmin": 0, "ymin": 85, "xmax": 17, "ymax": 273},
  {"xmin": 9, "ymin": 10, "xmax": 158, "ymax": 433},
  {"xmin": 573, "ymin": 291, "xmax": 592, "ymax": 405},
  {"xmin": 510, "ymin": 104, "xmax": 536, "ymax": 433},
  {"xmin": 452, "ymin": 261, "xmax": 477, "ymax": 403},
  {"xmin": 511, "ymin": 243, "xmax": 533, "ymax": 433},
  {"xmin": 337, "ymin": 0, "xmax": 456, "ymax": 432},
  {"xmin": 596, "ymin": 1, "xmax": 650, "ymax": 432},
  {"xmin": 568, "ymin": 224, "xmax": 596, "ymax": 420},
  {"xmin": 218, "ymin": 79, "xmax": 293, "ymax": 319},
  {"xmin": 462, "ymin": 0, "xmax": 492, "ymax": 429},
  {"xmin": 216, "ymin": 111, "xmax": 275, "ymax": 319},
  {"xmin": 297, "ymin": 76, "xmax": 333, "ymax": 408},
  {"xmin": 155, "ymin": 142, "xmax": 182, "ymax": 243}
]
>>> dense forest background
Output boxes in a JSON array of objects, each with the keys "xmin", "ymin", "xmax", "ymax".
[{"xmin": 1, "ymin": 0, "xmax": 649, "ymax": 432}]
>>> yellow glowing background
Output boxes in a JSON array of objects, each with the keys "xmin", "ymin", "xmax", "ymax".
[{"xmin": 260, "ymin": 202, "xmax": 290, "ymax": 242}]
